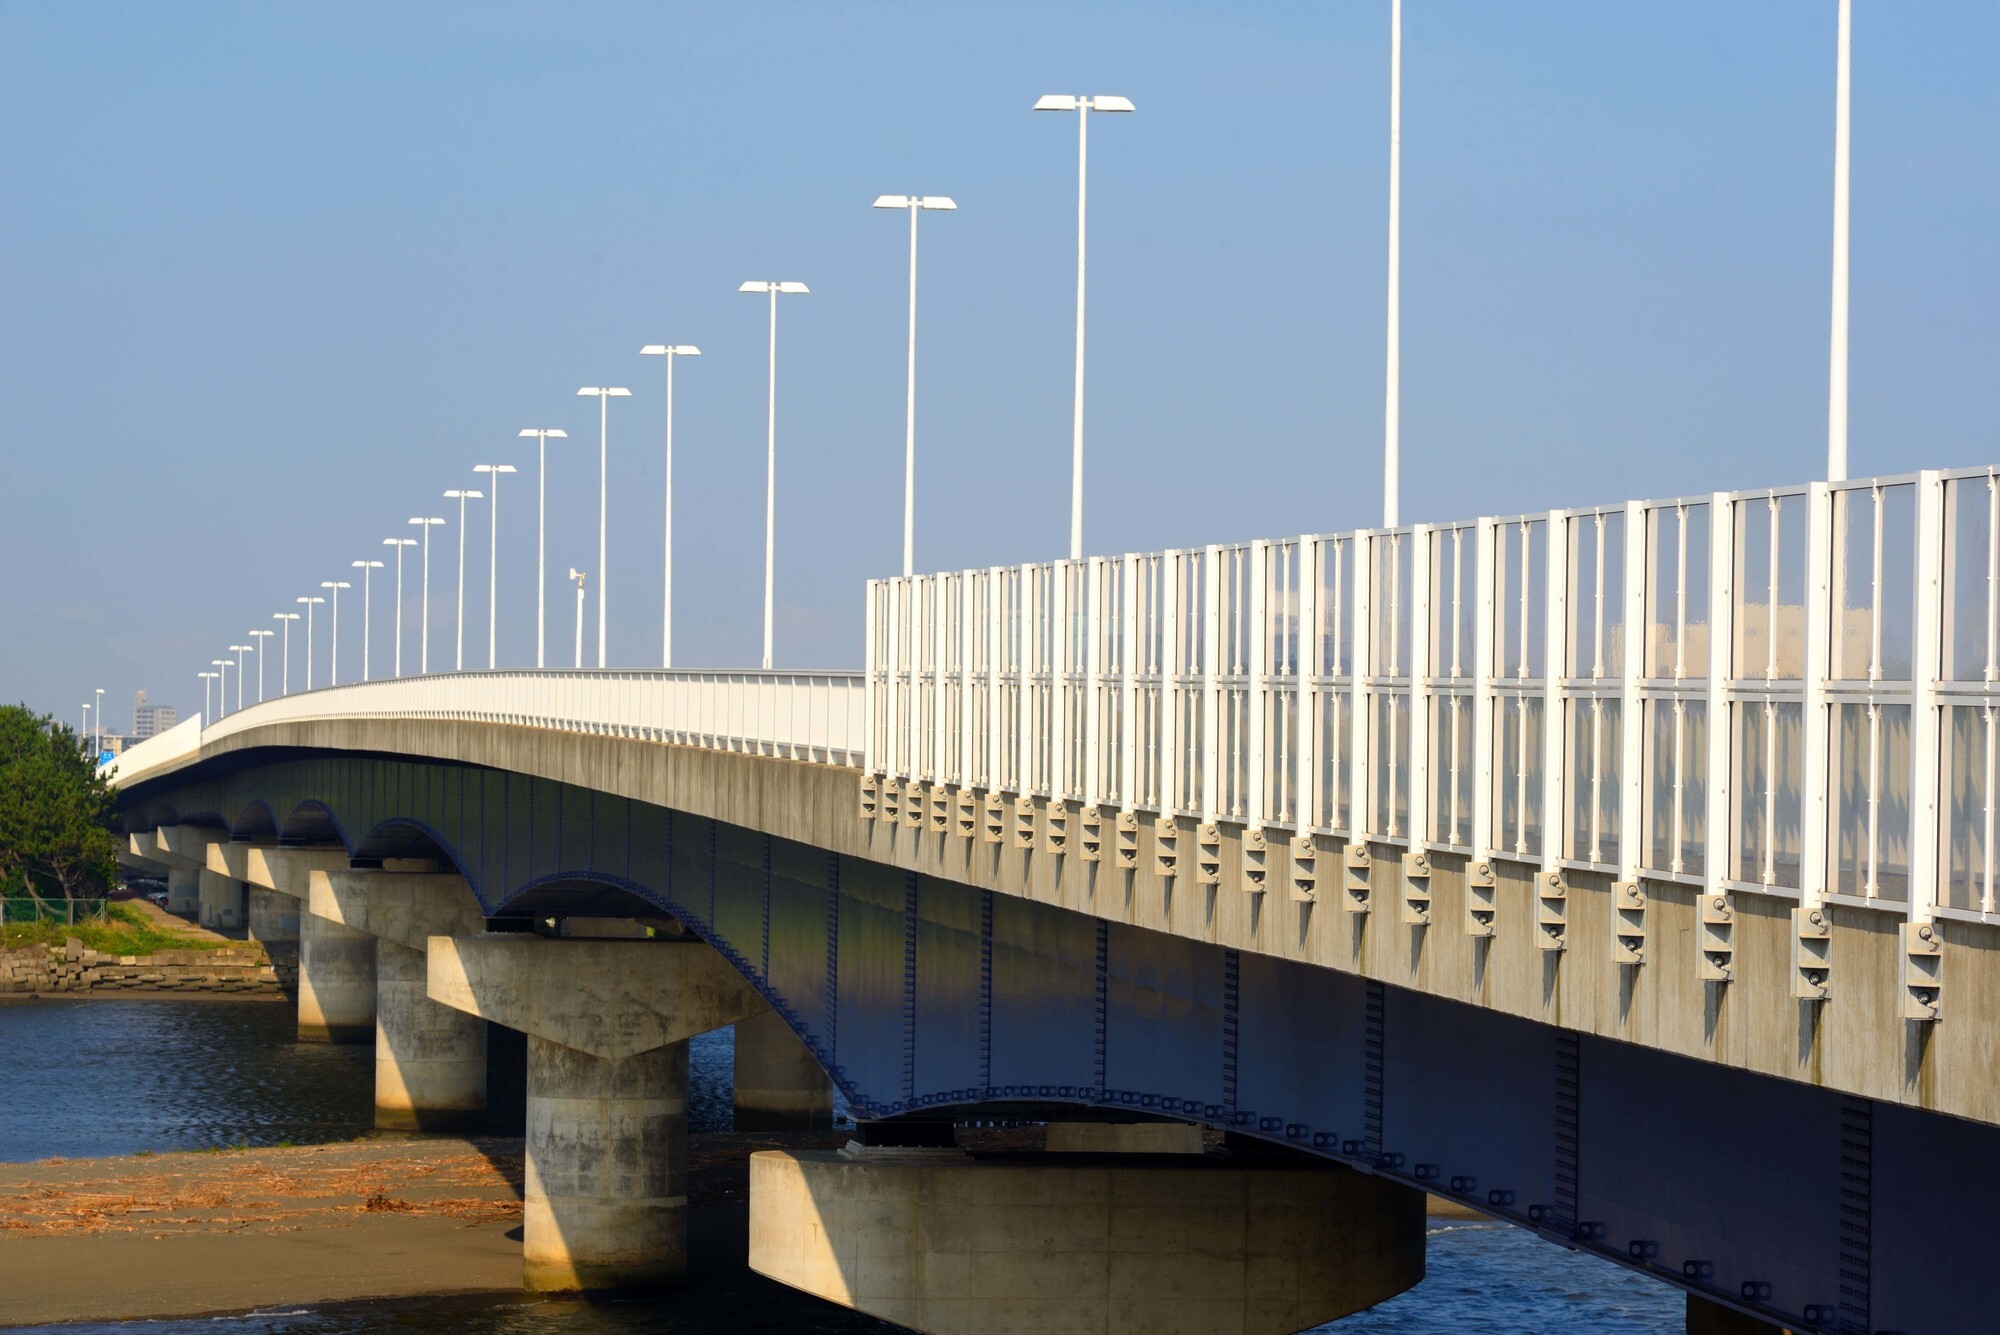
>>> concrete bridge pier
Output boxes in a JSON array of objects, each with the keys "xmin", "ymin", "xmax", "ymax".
[
  {"xmin": 748, "ymin": 1143, "xmax": 1428, "ymax": 1335},
  {"xmin": 428, "ymin": 933, "xmax": 769, "ymax": 1290},
  {"xmin": 326, "ymin": 869, "xmax": 490, "ymax": 1132},
  {"xmin": 165, "ymin": 867, "xmax": 201, "ymax": 916},
  {"xmin": 196, "ymin": 868, "xmax": 245, "ymax": 932},
  {"xmin": 733, "ymin": 1008, "xmax": 834, "ymax": 1131},
  {"xmin": 296, "ymin": 868, "xmax": 378, "ymax": 1044}
]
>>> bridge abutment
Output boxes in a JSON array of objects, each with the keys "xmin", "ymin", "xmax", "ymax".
[
  {"xmin": 733, "ymin": 1008, "xmax": 834, "ymax": 1131},
  {"xmin": 748, "ymin": 1147, "xmax": 1427, "ymax": 1334}
]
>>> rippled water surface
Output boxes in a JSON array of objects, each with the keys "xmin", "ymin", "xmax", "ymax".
[{"xmin": 0, "ymin": 998, "xmax": 1681, "ymax": 1333}]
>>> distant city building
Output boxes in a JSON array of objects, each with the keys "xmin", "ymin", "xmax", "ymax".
[{"xmin": 132, "ymin": 691, "xmax": 177, "ymax": 740}]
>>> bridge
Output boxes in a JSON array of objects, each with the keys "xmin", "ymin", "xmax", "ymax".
[{"xmin": 107, "ymin": 463, "xmax": 2000, "ymax": 1335}]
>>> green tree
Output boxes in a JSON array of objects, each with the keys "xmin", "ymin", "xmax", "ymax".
[{"xmin": 0, "ymin": 704, "xmax": 119, "ymax": 909}]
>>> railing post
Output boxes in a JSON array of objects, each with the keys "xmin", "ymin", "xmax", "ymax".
[
  {"xmin": 1247, "ymin": 540, "xmax": 1269, "ymax": 826},
  {"xmin": 1297, "ymin": 536, "xmax": 1320, "ymax": 834},
  {"xmin": 1121, "ymin": 555, "xmax": 1141, "ymax": 810},
  {"xmin": 1407, "ymin": 526, "xmax": 1432, "ymax": 849},
  {"xmin": 1085, "ymin": 557, "xmax": 1105, "ymax": 808},
  {"xmin": 1704, "ymin": 493, "xmax": 1737, "ymax": 978},
  {"xmin": 1618, "ymin": 501, "xmax": 1646, "ymax": 884},
  {"xmin": 1350, "ymin": 532, "xmax": 1374, "ymax": 842},
  {"xmin": 1160, "ymin": 550, "xmax": 1183, "ymax": 814},
  {"xmin": 1542, "ymin": 511, "xmax": 1570, "ymax": 874},
  {"xmin": 1202, "ymin": 545, "xmax": 1223, "ymax": 823},
  {"xmin": 1801, "ymin": 484, "xmax": 1834, "ymax": 911},
  {"xmin": 1018, "ymin": 565, "xmax": 1037, "ymax": 797},
  {"xmin": 1051, "ymin": 561, "xmax": 1070, "ymax": 801},
  {"xmin": 934, "ymin": 574, "xmax": 951, "ymax": 783},
  {"xmin": 987, "ymin": 568, "xmax": 1004, "ymax": 791},
  {"xmin": 1911, "ymin": 470, "xmax": 1947, "ymax": 923},
  {"xmin": 1473, "ymin": 518, "xmax": 1497, "ymax": 867}
]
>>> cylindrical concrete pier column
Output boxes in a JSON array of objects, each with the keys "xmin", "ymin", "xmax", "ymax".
[
  {"xmin": 165, "ymin": 867, "xmax": 200, "ymax": 917},
  {"xmin": 297, "ymin": 909, "xmax": 377, "ymax": 1044},
  {"xmin": 197, "ymin": 869, "xmax": 245, "ymax": 932},
  {"xmin": 375, "ymin": 939, "xmax": 487, "ymax": 1131},
  {"xmin": 733, "ymin": 1009, "xmax": 833, "ymax": 1131},
  {"xmin": 524, "ymin": 1036, "xmax": 689, "ymax": 1291}
]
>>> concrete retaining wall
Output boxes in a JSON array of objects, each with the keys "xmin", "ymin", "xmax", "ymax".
[{"xmin": 0, "ymin": 941, "xmax": 287, "ymax": 995}]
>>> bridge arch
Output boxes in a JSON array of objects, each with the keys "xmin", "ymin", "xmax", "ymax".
[
  {"xmin": 279, "ymin": 799, "xmax": 344, "ymax": 848},
  {"xmin": 230, "ymin": 799, "xmax": 278, "ymax": 843},
  {"xmin": 351, "ymin": 816, "xmax": 472, "ymax": 879}
]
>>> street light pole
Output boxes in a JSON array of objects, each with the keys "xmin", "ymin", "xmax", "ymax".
[
  {"xmin": 198, "ymin": 673, "xmax": 216, "ymax": 722},
  {"xmin": 1384, "ymin": 0, "xmax": 1402, "ymax": 527},
  {"xmin": 352, "ymin": 561, "xmax": 384, "ymax": 681},
  {"xmin": 274, "ymin": 613, "xmax": 298, "ymax": 695},
  {"xmin": 473, "ymin": 464, "xmax": 516, "ymax": 669},
  {"xmin": 639, "ymin": 345, "xmax": 700, "ymax": 668},
  {"xmin": 872, "ymin": 195, "xmax": 956, "ymax": 577},
  {"xmin": 1033, "ymin": 93, "xmax": 1134, "ymax": 560},
  {"xmin": 227, "ymin": 650, "xmax": 248, "ymax": 712},
  {"xmin": 212, "ymin": 660, "xmax": 232, "ymax": 717},
  {"xmin": 296, "ymin": 597, "xmax": 325, "ymax": 690},
  {"xmin": 80, "ymin": 703, "xmax": 90, "ymax": 754},
  {"xmin": 1827, "ymin": 0, "xmax": 1853, "ymax": 483},
  {"xmin": 93, "ymin": 686, "xmax": 105, "ymax": 755},
  {"xmin": 409, "ymin": 517, "xmax": 445, "ymax": 674},
  {"xmin": 443, "ymin": 489, "xmax": 483, "ymax": 671},
  {"xmin": 518, "ymin": 429, "xmax": 569, "ymax": 669},
  {"xmin": 569, "ymin": 568, "xmax": 587, "ymax": 669},
  {"xmin": 574, "ymin": 388, "xmax": 631, "ymax": 668},
  {"xmin": 319, "ymin": 582, "xmax": 351, "ymax": 685},
  {"xmin": 384, "ymin": 537, "xmax": 417, "ymax": 676},
  {"xmin": 738, "ymin": 280, "xmax": 809, "ymax": 669},
  {"xmin": 249, "ymin": 629, "xmax": 274, "ymax": 702}
]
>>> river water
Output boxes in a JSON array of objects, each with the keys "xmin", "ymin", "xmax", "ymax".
[{"xmin": 0, "ymin": 997, "xmax": 1681, "ymax": 1333}]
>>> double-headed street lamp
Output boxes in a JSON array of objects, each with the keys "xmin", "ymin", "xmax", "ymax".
[
  {"xmin": 320, "ymin": 582, "xmax": 351, "ymax": 685},
  {"xmin": 872, "ymin": 196, "xmax": 956, "ymax": 578},
  {"xmin": 1033, "ymin": 93, "xmax": 1134, "ymax": 560},
  {"xmin": 575, "ymin": 387, "xmax": 630, "ymax": 668},
  {"xmin": 296, "ymin": 596, "xmax": 325, "ymax": 690},
  {"xmin": 273, "ymin": 612, "xmax": 300, "ymax": 694},
  {"xmin": 518, "ymin": 428, "xmax": 569, "ymax": 669},
  {"xmin": 738, "ymin": 280, "xmax": 810, "ymax": 669},
  {"xmin": 228, "ymin": 647, "xmax": 250, "ymax": 711},
  {"xmin": 211, "ymin": 659, "xmax": 233, "ymax": 717},
  {"xmin": 472, "ymin": 463, "xmax": 516, "ymax": 669},
  {"xmin": 443, "ymin": 488, "xmax": 484, "ymax": 671},
  {"xmin": 384, "ymin": 537, "xmax": 418, "ymax": 676},
  {"xmin": 249, "ymin": 628, "xmax": 275, "ymax": 702},
  {"xmin": 409, "ymin": 517, "xmax": 446, "ymax": 674},
  {"xmin": 352, "ymin": 560, "xmax": 384, "ymax": 681},
  {"xmin": 639, "ymin": 344, "xmax": 699, "ymax": 668}
]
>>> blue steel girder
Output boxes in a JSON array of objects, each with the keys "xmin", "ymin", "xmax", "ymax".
[{"xmin": 122, "ymin": 750, "xmax": 1998, "ymax": 1335}]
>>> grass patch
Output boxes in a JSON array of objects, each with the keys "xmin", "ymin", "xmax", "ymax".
[{"xmin": 0, "ymin": 902, "xmax": 238, "ymax": 955}]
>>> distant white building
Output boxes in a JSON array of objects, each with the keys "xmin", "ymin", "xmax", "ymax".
[{"xmin": 132, "ymin": 691, "xmax": 177, "ymax": 740}]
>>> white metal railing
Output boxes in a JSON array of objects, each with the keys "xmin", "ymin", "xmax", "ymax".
[
  {"xmin": 866, "ymin": 467, "xmax": 2000, "ymax": 932},
  {"xmin": 108, "ymin": 668, "xmax": 866, "ymax": 790}
]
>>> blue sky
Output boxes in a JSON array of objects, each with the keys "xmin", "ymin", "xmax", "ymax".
[{"xmin": 3, "ymin": 1, "xmax": 1997, "ymax": 729}]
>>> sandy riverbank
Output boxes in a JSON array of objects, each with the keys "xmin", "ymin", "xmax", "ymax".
[{"xmin": 0, "ymin": 1130, "xmax": 857, "ymax": 1329}]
